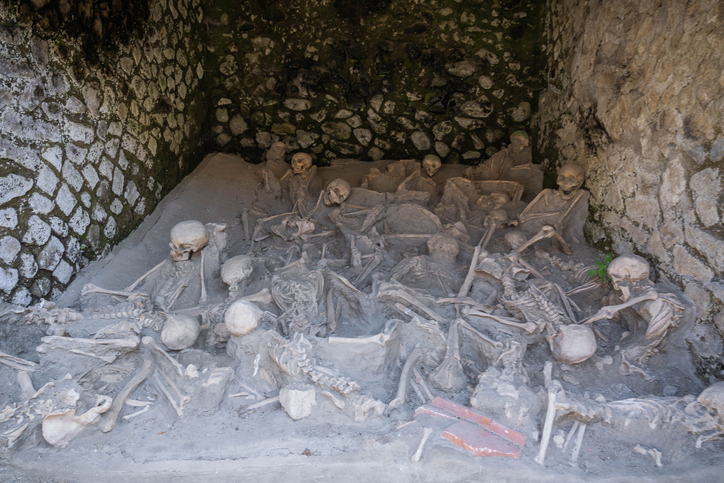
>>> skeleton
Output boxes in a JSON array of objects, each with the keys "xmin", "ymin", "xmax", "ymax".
[
  {"xmin": 279, "ymin": 152, "xmax": 323, "ymax": 215},
  {"xmin": 271, "ymin": 262, "xmax": 326, "ymax": 336},
  {"xmin": 464, "ymin": 131, "xmax": 532, "ymax": 181},
  {"xmin": 82, "ymin": 221, "xmax": 227, "ymax": 313},
  {"xmin": 360, "ymin": 159, "xmax": 420, "ymax": 193},
  {"xmin": 583, "ymin": 255, "xmax": 684, "ymax": 364},
  {"xmin": 511, "ymin": 164, "xmax": 589, "ymax": 253},
  {"xmin": 388, "ymin": 233, "xmax": 462, "ymax": 297},
  {"xmin": 434, "ymin": 177, "xmax": 524, "ymax": 227},
  {"xmin": 395, "ymin": 155, "xmax": 441, "ymax": 204}
]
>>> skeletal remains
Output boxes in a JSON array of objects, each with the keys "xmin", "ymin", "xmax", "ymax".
[{"xmin": 0, "ymin": 148, "xmax": 711, "ymax": 471}]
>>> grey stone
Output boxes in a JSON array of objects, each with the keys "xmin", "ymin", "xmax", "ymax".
[
  {"xmin": 105, "ymin": 138, "xmax": 120, "ymax": 159},
  {"xmin": 463, "ymin": 151, "xmax": 482, "ymax": 160},
  {"xmin": 29, "ymin": 193, "xmax": 54, "ymax": 214},
  {"xmin": 37, "ymin": 236, "xmax": 64, "ymax": 271},
  {"xmin": 125, "ymin": 181, "xmax": 140, "ymax": 206},
  {"xmin": 0, "ymin": 208, "xmax": 17, "ymax": 229},
  {"xmin": 69, "ymin": 208, "xmax": 90, "ymax": 235},
  {"xmin": 42, "ymin": 146, "xmax": 63, "ymax": 171},
  {"xmin": 92, "ymin": 204, "xmax": 108, "ymax": 222},
  {"xmin": 369, "ymin": 95, "xmax": 383, "ymax": 113},
  {"xmin": 346, "ymin": 115, "xmax": 362, "ymax": 128},
  {"xmin": 684, "ymin": 283, "xmax": 711, "ymax": 320},
  {"xmin": 22, "ymin": 215, "xmax": 51, "ymax": 246},
  {"xmin": 49, "ymin": 216, "xmax": 68, "ymax": 237},
  {"xmin": 368, "ymin": 147, "xmax": 384, "ymax": 161},
  {"xmin": 710, "ymin": 135, "xmax": 724, "ymax": 163},
  {"xmin": 432, "ymin": 121, "xmax": 453, "ymax": 141},
  {"xmin": 706, "ymin": 281, "xmax": 724, "ymax": 304},
  {"xmin": 110, "ymin": 199, "xmax": 123, "ymax": 215},
  {"xmin": 65, "ymin": 96, "xmax": 86, "ymax": 114},
  {"xmin": 122, "ymin": 134, "xmax": 138, "ymax": 154},
  {"xmin": 383, "ymin": 101, "xmax": 396, "ymax": 114},
  {"xmin": 62, "ymin": 162, "xmax": 84, "ymax": 192},
  {"xmin": 296, "ymin": 130, "xmax": 319, "ymax": 149},
  {"xmin": 19, "ymin": 253, "xmax": 38, "ymax": 278},
  {"xmin": 329, "ymin": 140, "xmax": 362, "ymax": 155},
  {"xmin": 353, "ymin": 128, "xmax": 372, "ymax": 146},
  {"xmin": 66, "ymin": 237, "xmax": 81, "ymax": 263},
  {"xmin": 104, "ymin": 217, "xmax": 117, "ymax": 238},
  {"xmin": 10, "ymin": 287, "xmax": 33, "ymax": 307},
  {"xmin": 435, "ymin": 142, "xmax": 450, "ymax": 157},
  {"xmin": 229, "ymin": 115, "xmax": 248, "ymax": 136},
  {"xmin": 98, "ymin": 157, "xmax": 114, "ymax": 180},
  {"xmin": 461, "ymin": 100, "xmax": 493, "ymax": 118},
  {"xmin": 31, "ymin": 277, "xmax": 51, "ymax": 297},
  {"xmin": 36, "ymin": 166, "xmax": 59, "ymax": 195},
  {"xmin": 55, "ymin": 184, "xmax": 77, "ymax": 217},
  {"xmin": 64, "ymin": 119, "xmax": 95, "ymax": 144},
  {"xmin": 475, "ymin": 48, "xmax": 499, "ymax": 65},
  {"xmin": 446, "ymin": 60, "xmax": 478, "ymax": 78},
  {"xmin": 321, "ymin": 122, "xmax": 351, "ymax": 140},
  {"xmin": 478, "ymin": 75, "xmax": 493, "ymax": 89},
  {"xmin": 112, "ymin": 167, "xmax": 125, "ymax": 196},
  {"xmin": 0, "ymin": 236, "xmax": 21, "ymax": 264},
  {"xmin": 284, "ymin": 99, "xmax": 311, "ymax": 111},
  {"xmin": 82, "ymin": 164, "xmax": 100, "ymax": 189},
  {"xmin": 673, "ymin": 245, "xmax": 713, "ymax": 284},
  {"xmin": 510, "ymin": 102, "xmax": 531, "ymax": 122},
  {"xmin": 0, "ymin": 174, "xmax": 33, "ymax": 204},
  {"xmin": 396, "ymin": 117, "xmax": 417, "ymax": 130},
  {"xmin": 80, "ymin": 192, "xmax": 91, "ymax": 208},
  {"xmin": 690, "ymin": 168, "xmax": 721, "ymax": 227},
  {"xmin": 684, "ymin": 224, "xmax": 724, "ymax": 272},
  {"xmin": 0, "ymin": 267, "xmax": 18, "ymax": 293},
  {"xmin": 454, "ymin": 117, "xmax": 484, "ymax": 130},
  {"xmin": 53, "ymin": 260, "xmax": 73, "ymax": 285},
  {"xmin": 334, "ymin": 109, "xmax": 353, "ymax": 119},
  {"xmin": 216, "ymin": 108, "xmax": 229, "ymax": 123},
  {"xmin": 410, "ymin": 132, "xmax": 431, "ymax": 151}
]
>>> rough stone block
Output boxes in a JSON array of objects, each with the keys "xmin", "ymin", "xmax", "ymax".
[
  {"xmin": 62, "ymin": 162, "xmax": 83, "ymax": 192},
  {"xmin": 0, "ymin": 208, "xmax": 18, "ymax": 229},
  {"xmin": 673, "ymin": 245, "xmax": 713, "ymax": 283},
  {"xmin": 68, "ymin": 208, "xmax": 90, "ymax": 235},
  {"xmin": 29, "ymin": 193, "xmax": 54, "ymax": 214},
  {"xmin": 37, "ymin": 236, "xmax": 65, "ymax": 271},
  {"xmin": 55, "ymin": 184, "xmax": 77, "ymax": 216},
  {"xmin": 36, "ymin": 166, "xmax": 59, "ymax": 195},
  {"xmin": 279, "ymin": 384, "xmax": 316, "ymax": 420},
  {"xmin": 0, "ymin": 267, "xmax": 18, "ymax": 293},
  {"xmin": 19, "ymin": 253, "xmax": 38, "ymax": 278},
  {"xmin": 52, "ymin": 260, "xmax": 73, "ymax": 285},
  {"xmin": 112, "ymin": 167, "xmax": 125, "ymax": 196},
  {"xmin": 684, "ymin": 224, "xmax": 724, "ymax": 272}
]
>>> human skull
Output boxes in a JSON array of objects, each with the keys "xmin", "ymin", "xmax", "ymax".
[
  {"xmin": 548, "ymin": 324, "xmax": 597, "ymax": 364},
  {"xmin": 556, "ymin": 164, "xmax": 586, "ymax": 201},
  {"xmin": 221, "ymin": 255, "xmax": 254, "ymax": 287},
  {"xmin": 225, "ymin": 300, "xmax": 263, "ymax": 337},
  {"xmin": 607, "ymin": 255, "xmax": 650, "ymax": 302},
  {"xmin": 427, "ymin": 233, "xmax": 459, "ymax": 261},
  {"xmin": 161, "ymin": 314, "xmax": 201, "ymax": 350},
  {"xmin": 697, "ymin": 381, "xmax": 724, "ymax": 417},
  {"xmin": 267, "ymin": 141, "xmax": 286, "ymax": 163},
  {"xmin": 490, "ymin": 191, "xmax": 510, "ymax": 208},
  {"xmin": 422, "ymin": 154, "xmax": 442, "ymax": 177},
  {"xmin": 291, "ymin": 152, "xmax": 313, "ymax": 175},
  {"xmin": 323, "ymin": 179, "xmax": 351, "ymax": 206},
  {"xmin": 169, "ymin": 220, "xmax": 209, "ymax": 262}
]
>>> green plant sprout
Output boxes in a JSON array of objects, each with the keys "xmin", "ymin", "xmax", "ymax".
[{"xmin": 588, "ymin": 253, "xmax": 613, "ymax": 287}]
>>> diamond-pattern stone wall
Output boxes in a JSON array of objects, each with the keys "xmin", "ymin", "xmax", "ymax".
[{"xmin": 0, "ymin": 0, "xmax": 206, "ymax": 305}]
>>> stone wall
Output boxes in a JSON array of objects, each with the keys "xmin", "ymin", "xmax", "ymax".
[
  {"xmin": 535, "ymin": 0, "xmax": 724, "ymax": 322},
  {"xmin": 201, "ymin": 0, "xmax": 545, "ymax": 164},
  {"xmin": 0, "ymin": 0, "xmax": 206, "ymax": 305}
]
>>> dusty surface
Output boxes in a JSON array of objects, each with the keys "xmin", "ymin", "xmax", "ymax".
[{"xmin": 0, "ymin": 153, "xmax": 722, "ymax": 482}]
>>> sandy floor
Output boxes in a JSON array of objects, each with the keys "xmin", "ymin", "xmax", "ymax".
[{"xmin": 1, "ymin": 153, "xmax": 722, "ymax": 482}]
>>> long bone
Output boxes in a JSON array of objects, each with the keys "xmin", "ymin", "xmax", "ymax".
[
  {"xmin": 388, "ymin": 288, "xmax": 444, "ymax": 322},
  {"xmin": 0, "ymin": 350, "xmax": 37, "ymax": 372},
  {"xmin": 535, "ymin": 361, "xmax": 562, "ymax": 466},
  {"xmin": 100, "ymin": 353, "xmax": 155, "ymax": 433},
  {"xmin": 579, "ymin": 291, "xmax": 659, "ymax": 325},
  {"xmin": 141, "ymin": 336, "xmax": 184, "ymax": 377},
  {"xmin": 458, "ymin": 319, "xmax": 504, "ymax": 348},
  {"xmin": 463, "ymin": 307, "xmax": 537, "ymax": 334},
  {"xmin": 516, "ymin": 225, "xmax": 572, "ymax": 255},
  {"xmin": 411, "ymin": 427, "xmax": 433, "ymax": 462},
  {"xmin": 457, "ymin": 246, "xmax": 481, "ymax": 298},
  {"xmin": 570, "ymin": 423, "xmax": 587, "ymax": 466},
  {"xmin": 124, "ymin": 260, "xmax": 168, "ymax": 292},
  {"xmin": 428, "ymin": 320, "xmax": 466, "ymax": 392},
  {"xmin": 153, "ymin": 373, "xmax": 188, "ymax": 417},
  {"xmin": 389, "ymin": 347, "xmax": 423, "ymax": 410}
]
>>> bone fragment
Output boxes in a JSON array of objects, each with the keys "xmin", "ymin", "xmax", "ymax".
[
  {"xmin": 479, "ymin": 223, "xmax": 497, "ymax": 251},
  {"xmin": 457, "ymin": 246, "xmax": 481, "ymax": 298},
  {"xmin": 124, "ymin": 259, "xmax": 167, "ymax": 292},
  {"xmin": 535, "ymin": 361, "xmax": 559, "ymax": 466},
  {"xmin": 458, "ymin": 319, "xmax": 504, "ymax": 348},
  {"xmin": 100, "ymin": 354, "xmax": 155, "ymax": 433},
  {"xmin": 142, "ymin": 336, "xmax": 185, "ymax": 377},
  {"xmin": 390, "ymin": 289, "xmax": 444, "ymax": 322},
  {"xmin": 410, "ymin": 379, "xmax": 427, "ymax": 404},
  {"xmin": 122, "ymin": 405, "xmax": 150, "ymax": 421},
  {"xmin": 153, "ymin": 373, "xmax": 187, "ymax": 417},
  {"xmin": 17, "ymin": 371, "xmax": 35, "ymax": 400},
  {"xmin": 463, "ymin": 308, "xmax": 537, "ymax": 334},
  {"xmin": 0, "ymin": 350, "xmax": 37, "ymax": 372},
  {"xmin": 241, "ymin": 210, "xmax": 250, "ymax": 240},
  {"xmin": 567, "ymin": 281, "xmax": 597, "ymax": 296},
  {"xmin": 570, "ymin": 423, "xmax": 587, "ymax": 466},
  {"xmin": 248, "ymin": 396, "xmax": 280, "ymax": 410},
  {"xmin": 412, "ymin": 368, "xmax": 434, "ymax": 401},
  {"xmin": 394, "ymin": 302, "xmax": 416, "ymax": 319},
  {"xmin": 562, "ymin": 420, "xmax": 579, "ymax": 452},
  {"xmin": 124, "ymin": 399, "xmax": 152, "ymax": 407},
  {"xmin": 411, "ymin": 427, "xmax": 433, "ymax": 462},
  {"xmin": 389, "ymin": 348, "xmax": 423, "ymax": 410},
  {"xmin": 199, "ymin": 250, "xmax": 207, "ymax": 303},
  {"xmin": 321, "ymin": 390, "xmax": 346, "ymax": 410},
  {"xmin": 634, "ymin": 444, "xmax": 662, "ymax": 467}
]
